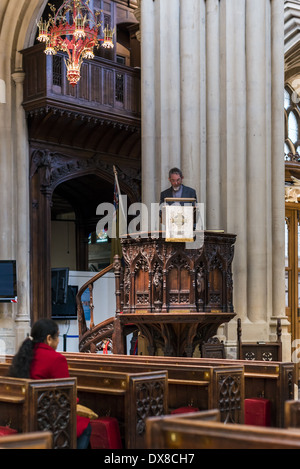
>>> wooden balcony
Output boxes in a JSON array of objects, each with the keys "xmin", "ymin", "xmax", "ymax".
[{"xmin": 21, "ymin": 44, "xmax": 141, "ymax": 130}]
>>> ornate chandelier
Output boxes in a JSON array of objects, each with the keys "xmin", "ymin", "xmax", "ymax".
[{"xmin": 37, "ymin": 0, "xmax": 115, "ymax": 86}]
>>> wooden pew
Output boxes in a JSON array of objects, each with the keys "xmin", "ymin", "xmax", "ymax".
[
  {"xmin": 0, "ymin": 357, "xmax": 168, "ymax": 450},
  {"xmin": 62, "ymin": 353, "xmax": 295, "ymax": 428},
  {"xmin": 0, "ymin": 376, "xmax": 76, "ymax": 449},
  {"xmin": 61, "ymin": 354, "xmax": 245, "ymax": 425},
  {"xmin": 146, "ymin": 413, "xmax": 300, "ymax": 449},
  {"xmin": 1, "ymin": 352, "xmax": 295, "ymax": 428},
  {"xmin": 0, "ymin": 431, "xmax": 53, "ymax": 449},
  {"xmin": 69, "ymin": 368, "xmax": 168, "ymax": 449},
  {"xmin": 192, "ymin": 357, "xmax": 295, "ymax": 428},
  {"xmin": 285, "ymin": 400, "xmax": 300, "ymax": 428},
  {"xmin": 150, "ymin": 408, "xmax": 221, "ymax": 423}
]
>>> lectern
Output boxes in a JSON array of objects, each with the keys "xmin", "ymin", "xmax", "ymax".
[{"xmin": 113, "ymin": 231, "xmax": 236, "ymax": 357}]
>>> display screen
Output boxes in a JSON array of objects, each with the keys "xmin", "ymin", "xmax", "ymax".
[
  {"xmin": 0, "ymin": 261, "xmax": 17, "ymax": 302},
  {"xmin": 52, "ymin": 285, "xmax": 78, "ymax": 320}
]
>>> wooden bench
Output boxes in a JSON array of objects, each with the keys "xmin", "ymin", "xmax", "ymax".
[
  {"xmin": 63, "ymin": 352, "xmax": 295, "ymax": 427},
  {"xmin": 1, "ymin": 352, "xmax": 295, "ymax": 428},
  {"xmin": 0, "ymin": 357, "xmax": 168, "ymax": 449},
  {"xmin": 69, "ymin": 368, "xmax": 168, "ymax": 449},
  {"xmin": 0, "ymin": 431, "xmax": 53, "ymax": 449},
  {"xmin": 146, "ymin": 412, "xmax": 300, "ymax": 449},
  {"xmin": 0, "ymin": 376, "xmax": 76, "ymax": 449},
  {"xmin": 61, "ymin": 353, "xmax": 244, "ymax": 425},
  {"xmin": 195, "ymin": 357, "xmax": 295, "ymax": 427}
]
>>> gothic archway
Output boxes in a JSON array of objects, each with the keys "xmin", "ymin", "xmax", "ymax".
[{"xmin": 30, "ymin": 148, "xmax": 141, "ymax": 323}]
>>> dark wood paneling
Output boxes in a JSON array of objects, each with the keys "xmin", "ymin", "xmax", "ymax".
[{"xmin": 21, "ymin": 44, "xmax": 141, "ymax": 126}]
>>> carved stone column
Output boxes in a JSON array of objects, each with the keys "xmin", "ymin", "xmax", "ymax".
[
  {"xmin": 270, "ymin": 0, "xmax": 289, "ymax": 359},
  {"xmin": 12, "ymin": 70, "xmax": 31, "ymax": 345},
  {"xmin": 139, "ymin": 0, "xmax": 287, "ymax": 356}
]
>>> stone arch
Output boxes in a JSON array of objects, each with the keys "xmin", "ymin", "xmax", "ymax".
[{"xmin": 30, "ymin": 145, "xmax": 141, "ymax": 322}]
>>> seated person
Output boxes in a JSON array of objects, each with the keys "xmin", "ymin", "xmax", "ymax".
[{"xmin": 8, "ymin": 318, "xmax": 91, "ymax": 449}]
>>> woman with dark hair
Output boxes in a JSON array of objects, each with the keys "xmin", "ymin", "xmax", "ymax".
[{"xmin": 9, "ymin": 318, "xmax": 91, "ymax": 449}]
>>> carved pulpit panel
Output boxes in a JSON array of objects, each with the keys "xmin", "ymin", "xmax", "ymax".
[
  {"xmin": 135, "ymin": 257, "xmax": 149, "ymax": 309},
  {"xmin": 167, "ymin": 263, "xmax": 191, "ymax": 307},
  {"xmin": 113, "ymin": 231, "xmax": 237, "ymax": 357},
  {"xmin": 118, "ymin": 231, "xmax": 236, "ymax": 314},
  {"xmin": 208, "ymin": 268, "xmax": 223, "ymax": 311}
]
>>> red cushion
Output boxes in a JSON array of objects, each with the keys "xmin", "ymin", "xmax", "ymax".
[
  {"xmin": 90, "ymin": 417, "xmax": 122, "ymax": 449},
  {"xmin": 0, "ymin": 426, "xmax": 18, "ymax": 436},
  {"xmin": 244, "ymin": 398, "xmax": 271, "ymax": 427},
  {"xmin": 171, "ymin": 407, "xmax": 199, "ymax": 415}
]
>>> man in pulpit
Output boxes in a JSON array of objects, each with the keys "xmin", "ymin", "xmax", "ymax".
[
  {"xmin": 159, "ymin": 167, "xmax": 197, "ymax": 205},
  {"xmin": 159, "ymin": 168, "xmax": 198, "ymax": 233}
]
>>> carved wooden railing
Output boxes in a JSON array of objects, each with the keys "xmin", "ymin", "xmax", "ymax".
[
  {"xmin": 21, "ymin": 43, "xmax": 141, "ymax": 128},
  {"xmin": 77, "ymin": 257, "xmax": 138, "ymax": 353},
  {"xmin": 77, "ymin": 263, "xmax": 115, "ymax": 353}
]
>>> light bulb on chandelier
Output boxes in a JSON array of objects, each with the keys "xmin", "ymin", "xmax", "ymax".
[{"xmin": 37, "ymin": 0, "xmax": 115, "ymax": 87}]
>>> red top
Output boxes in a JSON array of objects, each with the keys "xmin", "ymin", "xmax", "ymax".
[
  {"xmin": 30, "ymin": 343, "xmax": 90, "ymax": 437},
  {"xmin": 30, "ymin": 343, "xmax": 69, "ymax": 379}
]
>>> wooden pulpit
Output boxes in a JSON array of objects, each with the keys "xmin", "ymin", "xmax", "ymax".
[{"xmin": 112, "ymin": 231, "xmax": 236, "ymax": 357}]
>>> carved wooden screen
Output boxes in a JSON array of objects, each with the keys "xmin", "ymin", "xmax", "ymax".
[
  {"xmin": 167, "ymin": 259, "xmax": 191, "ymax": 307},
  {"xmin": 135, "ymin": 258, "xmax": 149, "ymax": 310},
  {"xmin": 207, "ymin": 268, "xmax": 223, "ymax": 311}
]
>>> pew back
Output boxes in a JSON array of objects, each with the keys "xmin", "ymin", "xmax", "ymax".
[
  {"xmin": 0, "ymin": 431, "xmax": 53, "ymax": 449},
  {"xmin": 146, "ymin": 414, "xmax": 300, "ymax": 449},
  {"xmin": 69, "ymin": 368, "xmax": 168, "ymax": 449},
  {"xmin": 0, "ymin": 358, "xmax": 168, "ymax": 449},
  {"xmin": 63, "ymin": 353, "xmax": 295, "ymax": 427},
  {"xmin": 64, "ymin": 354, "xmax": 244, "ymax": 424},
  {"xmin": 1, "ymin": 352, "xmax": 295, "ymax": 428},
  {"xmin": 0, "ymin": 376, "xmax": 77, "ymax": 449}
]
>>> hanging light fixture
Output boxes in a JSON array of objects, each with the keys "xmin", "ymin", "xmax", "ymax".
[{"xmin": 37, "ymin": 0, "xmax": 115, "ymax": 87}]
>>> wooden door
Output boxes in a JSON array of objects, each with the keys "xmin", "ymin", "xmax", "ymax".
[{"xmin": 285, "ymin": 206, "xmax": 300, "ymax": 361}]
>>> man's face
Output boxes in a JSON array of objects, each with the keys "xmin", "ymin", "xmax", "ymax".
[{"xmin": 169, "ymin": 173, "xmax": 183, "ymax": 191}]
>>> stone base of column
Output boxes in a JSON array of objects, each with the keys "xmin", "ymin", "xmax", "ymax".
[
  {"xmin": 0, "ymin": 313, "xmax": 17, "ymax": 355},
  {"xmin": 15, "ymin": 319, "xmax": 31, "ymax": 352}
]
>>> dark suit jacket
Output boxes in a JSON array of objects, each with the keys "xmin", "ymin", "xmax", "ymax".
[{"xmin": 159, "ymin": 184, "xmax": 197, "ymax": 206}]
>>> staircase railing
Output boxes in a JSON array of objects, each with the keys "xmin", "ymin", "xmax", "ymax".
[
  {"xmin": 76, "ymin": 256, "xmax": 137, "ymax": 353},
  {"xmin": 76, "ymin": 263, "xmax": 115, "ymax": 353}
]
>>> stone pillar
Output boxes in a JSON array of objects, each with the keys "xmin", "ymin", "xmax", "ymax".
[
  {"xmin": 157, "ymin": 0, "xmax": 181, "ymax": 188},
  {"xmin": 180, "ymin": 0, "xmax": 200, "ymax": 196},
  {"xmin": 206, "ymin": 0, "xmax": 221, "ymax": 230},
  {"xmin": 270, "ymin": 0, "xmax": 289, "ymax": 360},
  {"xmin": 140, "ymin": 0, "xmax": 156, "ymax": 228},
  {"xmin": 141, "ymin": 0, "xmax": 205, "ymax": 204},
  {"xmin": 0, "ymin": 60, "xmax": 16, "ymax": 354},
  {"xmin": 12, "ymin": 70, "xmax": 31, "ymax": 347},
  {"xmin": 139, "ymin": 0, "xmax": 286, "ymax": 355},
  {"xmin": 219, "ymin": 0, "xmax": 247, "ymax": 328},
  {"xmin": 245, "ymin": 0, "xmax": 268, "ymax": 324}
]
